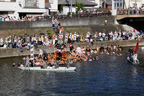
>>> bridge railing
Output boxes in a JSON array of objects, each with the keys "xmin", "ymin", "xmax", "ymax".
[
  {"xmin": 117, "ymin": 9, "xmax": 144, "ymax": 15},
  {"xmin": 0, "ymin": 13, "xmax": 111, "ymax": 22},
  {"xmin": 36, "ymin": 13, "xmax": 112, "ymax": 21}
]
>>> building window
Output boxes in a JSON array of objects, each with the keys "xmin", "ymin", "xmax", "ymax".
[{"xmin": 25, "ymin": 0, "xmax": 38, "ymax": 8}]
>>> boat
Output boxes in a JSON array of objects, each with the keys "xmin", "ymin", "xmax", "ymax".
[
  {"xmin": 18, "ymin": 67, "xmax": 76, "ymax": 72},
  {"xmin": 127, "ymin": 56, "xmax": 139, "ymax": 65},
  {"xmin": 127, "ymin": 41, "xmax": 140, "ymax": 65}
]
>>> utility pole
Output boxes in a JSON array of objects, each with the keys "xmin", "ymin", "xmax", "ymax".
[
  {"xmin": 71, "ymin": 0, "xmax": 72, "ymax": 17},
  {"xmin": 118, "ymin": 0, "xmax": 120, "ymax": 9},
  {"xmin": 100, "ymin": 0, "xmax": 102, "ymax": 8},
  {"xmin": 128, "ymin": 0, "xmax": 130, "ymax": 15},
  {"xmin": 122, "ymin": 0, "xmax": 123, "ymax": 9},
  {"xmin": 121, "ymin": 0, "xmax": 123, "ymax": 14},
  {"xmin": 112, "ymin": 0, "xmax": 115, "ymax": 15},
  {"xmin": 135, "ymin": 0, "xmax": 137, "ymax": 7}
]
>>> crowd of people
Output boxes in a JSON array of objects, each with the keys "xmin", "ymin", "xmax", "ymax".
[
  {"xmin": 117, "ymin": 6, "xmax": 144, "ymax": 15},
  {"xmin": 13, "ymin": 42, "xmax": 123, "ymax": 69},
  {"xmin": 1, "ymin": 5, "xmax": 144, "ymax": 22},
  {"xmin": 10, "ymin": 17, "xmax": 142, "ymax": 69},
  {"xmin": 0, "ymin": 15, "xmax": 47, "ymax": 22},
  {"xmin": 0, "ymin": 29, "xmax": 143, "ymax": 51}
]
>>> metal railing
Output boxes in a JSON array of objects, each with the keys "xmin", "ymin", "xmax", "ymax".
[
  {"xmin": 0, "ymin": 13, "xmax": 112, "ymax": 22},
  {"xmin": 117, "ymin": 9, "xmax": 144, "ymax": 15},
  {"xmin": 36, "ymin": 13, "xmax": 112, "ymax": 21}
]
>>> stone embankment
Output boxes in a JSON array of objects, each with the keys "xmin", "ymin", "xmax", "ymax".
[
  {"xmin": 0, "ymin": 40, "xmax": 144, "ymax": 58},
  {"xmin": 73, "ymin": 40, "xmax": 144, "ymax": 48},
  {"xmin": 0, "ymin": 24, "xmax": 134, "ymax": 39},
  {"xmin": 0, "ymin": 16, "xmax": 115, "ymax": 29}
]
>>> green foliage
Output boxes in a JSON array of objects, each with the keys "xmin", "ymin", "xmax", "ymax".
[
  {"xmin": 67, "ymin": 12, "xmax": 70, "ymax": 15},
  {"xmin": 60, "ymin": 4, "xmax": 66, "ymax": 12},
  {"xmin": 83, "ymin": 8, "xmax": 87, "ymax": 12},
  {"xmin": 46, "ymin": 29, "xmax": 51, "ymax": 34},
  {"xmin": 67, "ymin": 12, "xmax": 75, "ymax": 16},
  {"xmin": 76, "ymin": 2, "xmax": 84, "ymax": 11},
  {"xmin": 25, "ymin": 33, "xmax": 27, "ymax": 36}
]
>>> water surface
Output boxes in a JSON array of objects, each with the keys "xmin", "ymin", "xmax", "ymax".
[{"xmin": 0, "ymin": 48, "xmax": 144, "ymax": 96}]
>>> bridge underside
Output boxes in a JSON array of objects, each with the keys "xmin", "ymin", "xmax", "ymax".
[{"xmin": 117, "ymin": 17, "xmax": 144, "ymax": 31}]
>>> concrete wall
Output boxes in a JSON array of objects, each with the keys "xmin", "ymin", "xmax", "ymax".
[
  {"xmin": 60, "ymin": 16, "xmax": 115, "ymax": 26},
  {"xmin": 73, "ymin": 40, "xmax": 144, "ymax": 48},
  {"xmin": 0, "ymin": 40, "xmax": 144, "ymax": 58},
  {"xmin": 0, "ymin": 16, "xmax": 115, "ymax": 29},
  {"xmin": 0, "ymin": 21, "xmax": 52, "ymax": 29},
  {"xmin": 0, "ymin": 46, "xmax": 70, "ymax": 58},
  {"xmin": 0, "ymin": 25, "xmax": 134, "ymax": 40}
]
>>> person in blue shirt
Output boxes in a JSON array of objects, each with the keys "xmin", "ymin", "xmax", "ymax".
[{"xmin": 0, "ymin": 16, "xmax": 2, "ymax": 21}]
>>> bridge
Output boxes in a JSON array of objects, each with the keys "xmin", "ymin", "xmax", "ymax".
[
  {"xmin": 116, "ymin": 15, "xmax": 144, "ymax": 20},
  {"xmin": 116, "ymin": 14, "xmax": 144, "ymax": 31}
]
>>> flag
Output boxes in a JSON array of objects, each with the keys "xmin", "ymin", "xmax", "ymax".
[{"xmin": 134, "ymin": 42, "xmax": 139, "ymax": 54}]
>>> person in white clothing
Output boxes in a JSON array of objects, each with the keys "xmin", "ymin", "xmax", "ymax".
[
  {"xmin": 76, "ymin": 46, "xmax": 82, "ymax": 55},
  {"xmin": 73, "ymin": 32, "xmax": 77, "ymax": 42},
  {"xmin": 99, "ymin": 32, "xmax": 102, "ymax": 40},
  {"xmin": 39, "ymin": 49, "xmax": 43, "ymax": 57},
  {"xmin": 0, "ymin": 37, "xmax": 3, "ymax": 47}
]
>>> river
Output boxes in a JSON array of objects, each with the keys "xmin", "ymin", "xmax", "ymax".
[{"xmin": 0, "ymin": 48, "xmax": 144, "ymax": 96}]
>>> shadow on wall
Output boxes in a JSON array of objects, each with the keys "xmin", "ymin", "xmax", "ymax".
[{"xmin": 117, "ymin": 17, "xmax": 144, "ymax": 31}]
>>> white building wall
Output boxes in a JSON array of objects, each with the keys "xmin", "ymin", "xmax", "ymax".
[
  {"xmin": 142, "ymin": 0, "xmax": 144, "ymax": 4},
  {"xmin": 49, "ymin": 0, "xmax": 58, "ymax": 12},
  {"xmin": 0, "ymin": 0, "xmax": 47, "ymax": 18},
  {"xmin": 125, "ymin": 0, "xmax": 143, "ymax": 8},
  {"xmin": 96, "ymin": 0, "xmax": 101, "ymax": 8},
  {"xmin": 39, "ymin": 0, "xmax": 45, "ymax": 8},
  {"xmin": 0, "ymin": 2, "xmax": 16, "ymax": 11},
  {"xmin": 63, "ymin": 6, "xmax": 76, "ymax": 15}
]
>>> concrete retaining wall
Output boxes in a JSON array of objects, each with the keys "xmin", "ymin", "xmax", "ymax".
[
  {"xmin": 0, "ymin": 46, "xmax": 70, "ymax": 58},
  {"xmin": 73, "ymin": 40, "xmax": 144, "ymax": 48},
  {"xmin": 0, "ymin": 16, "xmax": 115, "ymax": 29},
  {"xmin": 0, "ymin": 40, "xmax": 144, "ymax": 58},
  {"xmin": 60, "ymin": 16, "xmax": 115, "ymax": 27}
]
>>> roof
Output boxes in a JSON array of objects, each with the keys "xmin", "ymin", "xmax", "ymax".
[{"xmin": 58, "ymin": 0, "xmax": 97, "ymax": 6}]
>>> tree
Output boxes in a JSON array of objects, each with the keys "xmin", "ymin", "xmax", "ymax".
[
  {"xmin": 76, "ymin": 2, "xmax": 84, "ymax": 11},
  {"xmin": 60, "ymin": 4, "xmax": 66, "ymax": 12}
]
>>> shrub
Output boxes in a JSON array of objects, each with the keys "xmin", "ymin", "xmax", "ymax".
[{"xmin": 46, "ymin": 29, "xmax": 51, "ymax": 34}]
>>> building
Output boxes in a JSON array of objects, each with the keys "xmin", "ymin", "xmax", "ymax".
[
  {"xmin": 58, "ymin": 0, "xmax": 97, "ymax": 15},
  {"xmin": 48, "ymin": 0, "xmax": 58, "ymax": 15},
  {"xmin": 92, "ymin": 0, "xmax": 144, "ymax": 9},
  {"xmin": 89, "ymin": 0, "xmax": 102, "ymax": 8},
  {"xmin": 96, "ymin": 0, "xmax": 125, "ymax": 9},
  {"xmin": 0, "ymin": 0, "xmax": 58, "ymax": 18},
  {"xmin": 125, "ymin": 0, "xmax": 144, "ymax": 8}
]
